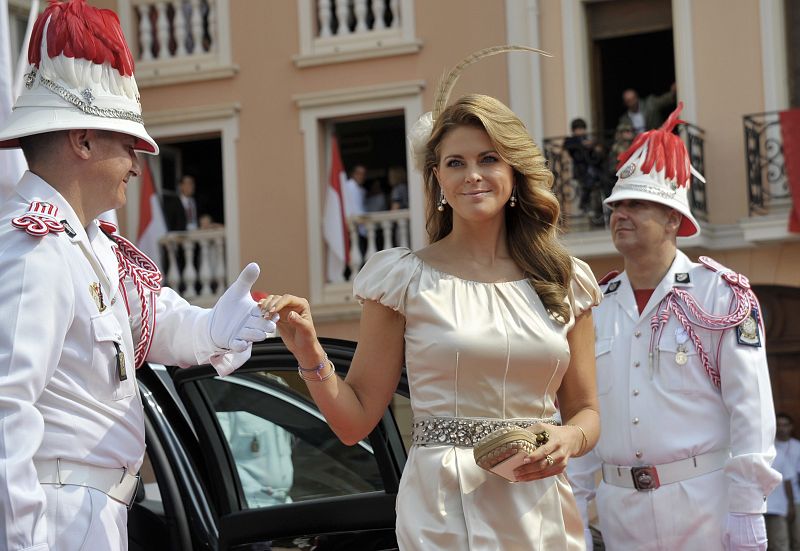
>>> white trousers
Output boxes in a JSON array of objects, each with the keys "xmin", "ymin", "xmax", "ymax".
[
  {"xmin": 596, "ymin": 469, "xmax": 727, "ymax": 551},
  {"xmin": 42, "ymin": 484, "xmax": 127, "ymax": 551}
]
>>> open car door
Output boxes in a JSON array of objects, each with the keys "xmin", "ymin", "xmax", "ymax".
[{"xmin": 134, "ymin": 337, "xmax": 407, "ymax": 551}]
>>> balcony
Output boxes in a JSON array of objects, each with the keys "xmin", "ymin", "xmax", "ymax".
[
  {"xmin": 322, "ymin": 208, "xmax": 410, "ymax": 305},
  {"xmin": 119, "ymin": 0, "xmax": 235, "ymax": 87},
  {"xmin": 160, "ymin": 227, "xmax": 227, "ymax": 308},
  {"xmin": 740, "ymin": 110, "xmax": 800, "ymax": 242},
  {"xmin": 542, "ymin": 124, "xmax": 707, "ymax": 255},
  {"xmin": 744, "ymin": 111, "xmax": 792, "ymax": 215},
  {"xmin": 295, "ymin": 0, "xmax": 421, "ymax": 67}
]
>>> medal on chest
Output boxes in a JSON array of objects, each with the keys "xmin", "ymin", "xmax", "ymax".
[
  {"xmin": 89, "ymin": 282, "xmax": 106, "ymax": 312},
  {"xmin": 675, "ymin": 327, "xmax": 689, "ymax": 365}
]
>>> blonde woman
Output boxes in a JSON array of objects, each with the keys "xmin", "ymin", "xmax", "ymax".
[{"xmin": 261, "ymin": 47, "xmax": 601, "ymax": 550}]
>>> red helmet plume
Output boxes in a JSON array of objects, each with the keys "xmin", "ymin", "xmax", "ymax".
[
  {"xmin": 616, "ymin": 102, "xmax": 691, "ymax": 188},
  {"xmin": 29, "ymin": 0, "xmax": 134, "ymax": 76}
]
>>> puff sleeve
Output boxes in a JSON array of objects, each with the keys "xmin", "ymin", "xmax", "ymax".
[
  {"xmin": 569, "ymin": 257, "xmax": 602, "ymax": 318},
  {"xmin": 352, "ymin": 247, "xmax": 421, "ymax": 316}
]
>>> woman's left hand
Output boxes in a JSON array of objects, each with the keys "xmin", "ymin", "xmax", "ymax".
[{"xmin": 513, "ymin": 423, "xmax": 576, "ymax": 482}]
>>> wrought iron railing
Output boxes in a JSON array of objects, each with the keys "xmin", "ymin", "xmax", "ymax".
[
  {"xmin": 743, "ymin": 111, "xmax": 790, "ymax": 215},
  {"xmin": 543, "ymin": 123, "xmax": 708, "ymax": 233},
  {"xmin": 543, "ymin": 131, "xmax": 613, "ymax": 233},
  {"xmin": 678, "ymin": 123, "xmax": 708, "ymax": 221}
]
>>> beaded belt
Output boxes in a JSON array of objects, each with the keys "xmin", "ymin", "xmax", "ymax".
[{"xmin": 411, "ymin": 415, "xmax": 559, "ymax": 448}]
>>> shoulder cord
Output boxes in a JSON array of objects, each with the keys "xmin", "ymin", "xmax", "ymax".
[
  {"xmin": 109, "ymin": 234, "xmax": 162, "ymax": 369},
  {"xmin": 648, "ymin": 278, "xmax": 758, "ymax": 391}
]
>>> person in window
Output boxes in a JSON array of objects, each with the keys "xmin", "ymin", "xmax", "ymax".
[
  {"xmin": 260, "ymin": 46, "xmax": 601, "ymax": 550},
  {"xmin": 388, "ymin": 165, "xmax": 409, "ymax": 210},
  {"xmin": 618, "ymin": 83, "xmax": 677, "ymax": 135},
  {"xmin": 364, "ymin": 179, "xmax": 388, "ymax": 212},
  {"xmin": 343, "ymin": 164, "xmax": 367, "ymax": 222},
  {"xmin": 0, "ymin": 2, "xmax": 274, "ymax": 549},
  {"xmin": 564, "ymin": 118, "xmax": 606, "ymax": 227},
  {"xmin": 163, "ymin": 174, "xmax": 203, "ymax": 231}
]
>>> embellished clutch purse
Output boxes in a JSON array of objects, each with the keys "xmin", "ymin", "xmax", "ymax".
[{"xmin": 473, "ymin": 426, "xmax": 549, "ymax": 482}]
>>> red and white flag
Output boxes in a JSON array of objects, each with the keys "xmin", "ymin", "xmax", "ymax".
[
  {"xmin": 322, "ymin": 136, "xmax": 350, "ymax": 282},
  {"xmin": 136, "ymin": 157, "xmax": 167, "ymax": 268},
  {"xmin": 780, "ymin": 108, "xmax": 800, "ymax": 233},
  {"xmin": 0, "ymin": 0, "xmax": 30, "ymax": 202}
]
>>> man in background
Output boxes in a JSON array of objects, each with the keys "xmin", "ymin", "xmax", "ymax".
[
  {"xmin": 164, "ymin": 174, "xmax": 201, "ymax": 231},
  {"xmin": 618, "ymin": 83, "xmax": 677, "ymax": 135},
  {"xmin": 766, "ymin": 413, "xmax": 800, "ymax": 550}
]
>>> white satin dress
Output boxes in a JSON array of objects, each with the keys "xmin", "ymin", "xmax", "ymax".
[{"xmin": 353, "ymin": 247, "xmax": 602, "ymax": 550}]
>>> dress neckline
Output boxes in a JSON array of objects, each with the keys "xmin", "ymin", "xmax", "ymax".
[{"xmin": 404, "ymin": 248, "xmax": 529, "ymax": 285}]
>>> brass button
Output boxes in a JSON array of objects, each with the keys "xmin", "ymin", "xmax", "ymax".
[
  {"xmin": 634, "ymin": 331, "xmax": 641, "ymax": 338},
  {"xmin": 633, "ymin": 417, "xmax": 640, "ymax": 424},
  {"xmin": 635, "ymin": 450, "xmax": 643, "ymax": 458},
  {"xmin": 633, "ymin": 389, "xmax": 640, "ymax": 396},
  {"xmin": 634, "ymin": 361, "xmax": 641, "ymax": 367}
]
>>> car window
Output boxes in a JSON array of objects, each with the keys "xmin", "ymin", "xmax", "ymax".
[{"xmin": 196, "ymin": 370, "xmax": 384, "ymax": 510}]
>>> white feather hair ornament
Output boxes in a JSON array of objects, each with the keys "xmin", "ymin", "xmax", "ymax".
[{"xmin": 408, "ymin": 45, "xmax": 552, "ymax": 172}]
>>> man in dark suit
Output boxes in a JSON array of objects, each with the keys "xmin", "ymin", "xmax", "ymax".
[{"xmin": 163, "ymin": 174, "xmax": 200, "ymax": 231}]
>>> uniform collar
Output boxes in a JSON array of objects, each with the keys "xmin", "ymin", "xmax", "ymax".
[
  {"xmin": 16, "ymin": 171, "xmax": 87, "ymax": 244},
  {"xmin": 604, "ymin": 271, "xmax": 639, "ymax": 323},
  {"xmin": 15, "ymin": 171, "xmax": 119, "ymax": 298},
  {"xmin": 639, "ymin": 250, "xmax": 696, "ymax": 317},
  {"xmin": 604, "ymin": 250, "xmax": 696, "ymax": 322}
]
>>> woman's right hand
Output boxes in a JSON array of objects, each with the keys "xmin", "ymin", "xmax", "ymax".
[{"xmin": 258, "ymin": 294, "xmax": 324, "ymax": 366}]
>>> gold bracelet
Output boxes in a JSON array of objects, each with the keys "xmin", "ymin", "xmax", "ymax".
[{"xmin": 567, "ymin": 424, "xmax": 588, "ymax": 454}]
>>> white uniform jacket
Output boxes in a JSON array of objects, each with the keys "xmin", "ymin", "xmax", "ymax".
[
  {"xmin": 0, "ymin": 172, "xmax": 241, "ymax": 550},
  {"xmin": 568, "ymin": 250, "xmax": 780, "ymax": 550}
]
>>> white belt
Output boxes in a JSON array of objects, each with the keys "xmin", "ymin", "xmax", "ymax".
[
  {"xmin": 35, "ymin": 459, "xmax": 140, "ymax": 508},
  {"xmin": 602, "ymin": 448, "xmax": 730, "ymax": 491}
]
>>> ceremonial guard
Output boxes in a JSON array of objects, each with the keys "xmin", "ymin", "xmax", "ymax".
[
  {"xmin": 0, "ymin": 1, "xmax": 273, "ymax": 549},
  {"xmin": 567, "ymin": 103, "xmax": 781, "ymax": 550}
]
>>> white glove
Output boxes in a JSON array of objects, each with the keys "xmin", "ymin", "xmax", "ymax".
[
  {"xmin": 722, "ymin": 513, "xmax": 767, "ymax": 551},
  {"xmin": 209, "ymin": 263, "xmax": 276, "ymax": 353}
]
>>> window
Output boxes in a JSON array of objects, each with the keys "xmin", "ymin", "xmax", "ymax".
[
  {"xmin": 295, "ymin": 81, "xmax": 425, "ymax": 306},
  {"xmin": 197, "ymin": 371, "xmax": 384, "ymax": 509}
]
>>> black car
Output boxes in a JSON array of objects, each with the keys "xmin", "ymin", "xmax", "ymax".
[{"xmin": 129, "ymin": 338, "xmax": 408, "ymax": 550}]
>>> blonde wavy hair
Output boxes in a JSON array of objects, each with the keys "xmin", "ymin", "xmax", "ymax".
[{"xmin": 423, "ymin": 94, "xmax": 574, "ymax": 324}]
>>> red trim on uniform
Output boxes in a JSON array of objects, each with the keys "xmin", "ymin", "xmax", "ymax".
[
  {"xmin": 598, "ymin": 270, "xmax": 620, "ymax": 285},
  {"xmin": 648, "ymin": 258, "xmax": 759, "ymax": 390},
  {"xmin": 11, "ymin": 201, "xmax": 65, "ymax": 236},
  {"xmin": 616, "ymin": 102, "xmax": 691, "ymax": 188},
  {"xmin": 98, "ymin": 219, "xmax": 118, "ymax": 234}
]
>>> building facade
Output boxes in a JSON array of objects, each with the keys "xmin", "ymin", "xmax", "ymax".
[{"xmin": 12, "ymin": 0, "xmax": 796, "ymax": 418}]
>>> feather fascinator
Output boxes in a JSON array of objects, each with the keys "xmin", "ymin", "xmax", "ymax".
[{"xmin": 408, "ymin": 45, "xmax": 552, "ymax": 171}]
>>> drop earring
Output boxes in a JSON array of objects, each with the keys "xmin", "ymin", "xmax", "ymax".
[
  {"xmin": 509, "ymin": 187, "xmax": 517, "ymax": 207},
  {"xmin": 438, "ymin": 190, "xmax": 447, "ymax": 212}
]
